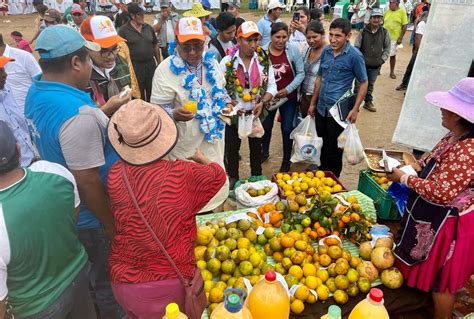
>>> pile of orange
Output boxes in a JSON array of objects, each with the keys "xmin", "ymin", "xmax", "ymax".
[{"xmin": 247, "ymin": 202, "xmax": 284, "ymax": 228}]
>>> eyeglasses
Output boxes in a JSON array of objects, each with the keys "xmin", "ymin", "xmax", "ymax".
[
  {"xmin": 180, "ymin": 43, "xmax": 204, "ymax": 52},
  {"xmin": 100, "ymin": 46, "xmax": 120, "ymax": 58}
]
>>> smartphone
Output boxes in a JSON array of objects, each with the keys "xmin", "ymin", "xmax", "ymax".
[{"xmin": 292, "ymin": 12, "xmax": 300, "ymax": 21}]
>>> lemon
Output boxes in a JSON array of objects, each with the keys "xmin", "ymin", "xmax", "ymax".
[
  {"xmin": 290, "ymin": 299, "xmax": 305, "ymax": 314},
  {"xmin": 308, "ymin": 187, "xmax": 317, "ymax": 195},
  {"xmin": 197, "ymin": 260, "xmax": 207, "ymax": 270},
  {"xmin": 201, "ymin": 269, "xmax": 213, "ymax": 281},
  {"xmin": 332, "ymin": 184, "xmax": 343, "ymax": 192},
  {"xmin": 294, "ymin": 285, "xmax": 310, "ymax": 301},
  {"xmin": 294, "ymin": 186, "xmax": 302, "ymax": 194},
  {"xmin": 302, "ymin": 263, "xmax": 317, "ymax": 277},
  {"xmin": 285, "ymin": 190, "xmax": 295, "ymax": 197},
  {"xmin": 292, "ymin": 180, "xmax": 301, "ymax": 188},
  {"xmin": 282, "ymin": 174, "xmax": 291, "ymax": 181},
  {"xmin": 204, "ymin": 280, "xmax": 215, "ymax": 293},
  {"xmin": 300, "ymin": 182, "xmax": 309, "ymax": 191},
  {"xmin": 298, "ymin": 172, "xmax": 306, "ymax": 178},
  {"xmin": 306, "ymin": 172, "xmax": 314, "ymax": 178},
  {"xmin": 288, "ymin": 265, "xmax": 303, "ymax": 280},
  {"xmin": 316, "ymin": 170, "xmax": 325, "ymax": 178},
  {"xmin": 276, "ymin": 173, "xmax": 283, "ymax": 179}
]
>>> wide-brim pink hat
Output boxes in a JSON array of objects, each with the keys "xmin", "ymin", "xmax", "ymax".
[{"xmin": 425, "ymin": 77, "xmax": 474, "ymax": 123}]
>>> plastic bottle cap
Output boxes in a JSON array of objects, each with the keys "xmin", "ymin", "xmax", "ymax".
[
  {"xmin": 225, "ymin": 294, "xmax": 243, "ymax": 313},
  {"xmin": 265, "ymin": 270, "xmax": 276, "ymax": 282},
  {"xmin": 369, "ymin": 288, "xmax": 383, "ymax": 303},
  {"xmin": 328, "ymin": 305, "xmax": 341, "ymax": 317},
  {"xmin": 165, "ymin": 303, "xmax": 180, "ymax": 319}
]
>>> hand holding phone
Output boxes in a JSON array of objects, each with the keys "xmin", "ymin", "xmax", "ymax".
[{"xmin": 292, "ymin": 12, "xmax": 300, "ymax": 21}]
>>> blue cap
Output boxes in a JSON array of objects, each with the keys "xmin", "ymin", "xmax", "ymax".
[
  {"xmin": 35, "ymin": 25, "xmax": 100, "ymax": 59},
  {"xmin": 0, "ymin": 121, "xmax": 17, "ymax": 167}
]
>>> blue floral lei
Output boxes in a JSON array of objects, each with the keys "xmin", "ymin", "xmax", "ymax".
[{"xmin": 168, "ymin": 42, "xmax": 226, "ymax": 143}]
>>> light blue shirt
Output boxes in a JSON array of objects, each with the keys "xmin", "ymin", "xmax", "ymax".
[
  {"xmin": 257, "ymin": 15, "xmax": 281, "ymax": 46},
  {"xmin": 0, "ymin": 87, "xmax": 35, "ymax": 167}
]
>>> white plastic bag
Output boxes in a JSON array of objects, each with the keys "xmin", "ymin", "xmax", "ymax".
[
  {"xmin": 249, "ymin": 117, "xmax": 265, "ymax": 138},
  {"xmin": 341, "ymin": 123, "xmax": 364, "ymax": 165},
  {"xmin": 290, "ymin": 116, "xmax": 323, "ymax": 166},
  {"xmin": 235, "ymin": 180, "xmax": 279, "ymax": 208},
  {"xmin": 238, "ymin": 114, "xmax": 254, "ymax": 139}
]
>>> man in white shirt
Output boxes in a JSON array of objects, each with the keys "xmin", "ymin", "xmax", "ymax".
[
  {"xmin": 153, "ymin": 1, "xmax": 180, "ymax": 60},
  {"xmin": 0, "ymin": 34, "xmax": 41, "ymax": 114},
  {"xmin": 220, "ymin": 21, "xmax": 277, "ymax": 189}
]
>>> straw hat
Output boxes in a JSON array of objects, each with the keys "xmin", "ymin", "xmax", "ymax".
[
  {"xmin": 183, "ymin": 2, "xmax": 212, "ymax": 18},
  {"xmin": 108, "ymin": 100, "xmax": 178, "ymax": 165},
  {"xmin": 425, "ymin": 78, "xmax": 474, "ymax": 123}
]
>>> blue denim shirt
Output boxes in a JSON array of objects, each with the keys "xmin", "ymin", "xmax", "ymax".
[
  {"xmin": 317, "ymin": 42, "xmax": 367, "ymax": 117},
  {"xmin": 257, "ymin": 15, "xmax": 281, "ymax": 46}
]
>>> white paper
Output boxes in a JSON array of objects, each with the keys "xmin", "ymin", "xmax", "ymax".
[
  {"xmin": 256, "ymin": 226, "xmax": 265, "ymax": 235},
  {"xmin": 263, "ymin": 213, "xmax": 270, "ymax": 224},
  {"xmin": 225, "ymin": 213, "xmax": 252, "ymax": 224},
  {"xmin": 400, "ymin": 165, "xmax": 418, "ymax": 176},
  {"xmin": 243, "ymin": 277, "xmax": 253, "ymax": 294},
  {"xmin": 289, "ymin": 284, "xmax": 300, "ymax": 297},
  {"xmin": 275, "ymin": 272, "xmax": 291, "ymax": 297},
  {"xmin": 333, "ymin": 194, "xmax": 350, "ymax": 206},
  {"xmin": 309, "ymin": 289, "xmax": 318, "ymax": 298},
  {"xmin": 329, "ymin": 104, "xmax": 349, "ymax": 129}
]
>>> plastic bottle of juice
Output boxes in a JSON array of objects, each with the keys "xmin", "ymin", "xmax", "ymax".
[
  {"xmin": 247, "ymin": 271, "xmax": 290, "ymax": 319},
  {"xmin": 320, "ymin": 305, "xmax": 342, "ymax": 319},
  {"xmin": 210, "ymin": 288, "xmax": 253, "ymax": 319},
  {"xmin": 162, "ymin": 303, "xmax": 188, "ymax": 319},
  {"xmin": 348, "ymin": 288, "xmax": 389, "ymax": 319}
]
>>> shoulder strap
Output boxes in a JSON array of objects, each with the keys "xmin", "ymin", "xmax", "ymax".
[
  {"xmin": 209, "ymin": 37, "xmax": 226, "ymax": 59},
  {"xmin": 120, "ymin": 165, "xmax": 188, "ymax": 286}
]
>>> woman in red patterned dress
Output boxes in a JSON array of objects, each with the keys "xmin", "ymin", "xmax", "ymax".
[
  {"xmin": 388, "ymin": 78, "xmax": 474, "ymax": 319},
  {"xmin": 106, "ymin": 100, "xmax": 227, "ymax": 318}
]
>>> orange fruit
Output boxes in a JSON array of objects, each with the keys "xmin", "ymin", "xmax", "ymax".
[
  {"xmin": 341, "ymin": 215, "xmax": 350, "ymax": 223},
  {"xmin": 273, "ymin": 251, "xmax": 283, "ymax": 263},
  {"xmin": 309, "ymin": 231, "xmax": 318, "ymax": 240},
  {"xmin": 242, "ymin": 93, "xmax": 252, "ymax": 102},
  {"xmin": 304, "ymin": 227, "xmax": 312, "ymax": 235},
  {"xmin": 313, "ymin": 221, "xmax": 321, "ymax": 229},
  {"xmin": 316, "ymin": 227, "xmax": 327, "ymax": 237},
  {"xmin": 337, "ymin": 220, "xmax": 345, "ymax": 228},
  {"xmin": 264, "ymin": 203, "xmax": 276, "ymax": 213},
  {"xmin": 281, "ymin": 236, "xmax": 295, "ymax": 248},
  {"xmin": 350, "ymin": 213, "xmax": 360, "ymax": 222},
  {"xmin": 288, "ymin": 230, "xmax": 302, "ymax": 242},
  {"xmin": 257, "ymin": 206, "xmax": 265, "ymax": 215}
]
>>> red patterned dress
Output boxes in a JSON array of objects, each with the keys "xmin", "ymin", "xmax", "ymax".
[
  {"xmin": 396, "ymin": 133, "xmax": 474, "ymax": 294},
  {"xmin": 108, "ymin": 159, "xmax": 226, "ymax": 283}
]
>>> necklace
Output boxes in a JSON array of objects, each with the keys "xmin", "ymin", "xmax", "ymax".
[{"xmin": 168, "ymin": 44, "xmax": 226, "ymax": 143}]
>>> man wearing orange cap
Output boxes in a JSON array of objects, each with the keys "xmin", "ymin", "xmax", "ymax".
[
  {"xmin": 151, "ymin": 17, "xmax": 232, "ymax": 212},
  {"xmin": 220, "ymin": 21, "xmax": 277, "ymax": 189},
  {"xmin": 81, "ymin": 15, "xmax": 135, "ymax": 116}
]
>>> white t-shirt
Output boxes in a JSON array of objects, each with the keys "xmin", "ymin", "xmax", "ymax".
[
  {"xmin": 416, "ymin": 20, "xmax": 426, "ymax": 35},
  {"xmin": 289, "ymin": 30, "xmax": 309, "ymax": 56},
  {"xmin": 3, "ymin": 45, "xmax": 42, "ymax": 115},
  {"xmin": 166, "ymin": 20, "xmax": 175, "ymax": 43}
]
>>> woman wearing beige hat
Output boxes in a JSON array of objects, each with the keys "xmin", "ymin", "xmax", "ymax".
[{"xmin": 107, "ymin": 99, "xmax": 226, "ymax": 318}]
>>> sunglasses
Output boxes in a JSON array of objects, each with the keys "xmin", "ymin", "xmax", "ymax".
[
  {"xmin": 72, "ymin": 13, "xmax": 83, "ymax": 16},
  {"xmin": 180, "ymin": 43, "xmax": 204, "ymax": 52}
]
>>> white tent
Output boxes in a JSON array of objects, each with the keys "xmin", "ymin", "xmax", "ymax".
[{"xmin": 392, "ymin": 0, "xmax": 474, "ymax": 151}]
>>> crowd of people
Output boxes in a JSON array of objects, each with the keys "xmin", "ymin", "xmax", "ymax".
[{"xmin": 0, "ymin": 0, "xmax": 473, "ymax": 318}]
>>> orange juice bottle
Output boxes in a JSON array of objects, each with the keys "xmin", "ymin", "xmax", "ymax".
[
  {"xmin": 348, "ymin": 288, "xmax": 389, "ymax": 319},
  {"xmin": 162, "ymin": 303, "xmax": 187, "ymax": 319},
  {"xmin": 210, "ymin": 289, "xmax": 253, "ymax": 319},
  {"xmin": 247, "ymin": 271, "xmax": 290, "ymax": 319}
]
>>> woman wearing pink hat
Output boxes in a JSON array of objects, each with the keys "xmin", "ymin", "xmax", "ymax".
[{"xmin": 388, "ymin": 77, "xmax": 474, "ymax": 319}]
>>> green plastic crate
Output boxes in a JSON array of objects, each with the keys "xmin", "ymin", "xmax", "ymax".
[{"xmin": 357, "ymin": 170, "xmax": 400, "ymax": 221}]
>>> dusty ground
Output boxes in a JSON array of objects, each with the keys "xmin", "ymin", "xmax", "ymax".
[{"xmin": 2, "ymin": 12, "xmax": 472, "ymax": 316}]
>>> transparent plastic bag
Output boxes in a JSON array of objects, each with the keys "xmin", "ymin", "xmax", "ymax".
[
  {"xmin": 249, "ymin": 117, "xmax": 265, "ymax": 138},
  {"xmin": 341, "ymin": 123, "xmax": 364, "ymax": 165},
  {"xmin": 238, "ymin": 114, "xmax": 254, "ymax": 139},
  {"xmin": 290, "ymin": 116, "xmax": 323, "ymax": 165}
]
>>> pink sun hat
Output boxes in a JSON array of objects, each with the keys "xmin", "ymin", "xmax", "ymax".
[{"xmin": 425, "ymin": 77, "xmax": 474, "ymax": 123}]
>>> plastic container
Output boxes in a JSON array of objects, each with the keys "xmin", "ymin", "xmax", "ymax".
[
  {"xmin": 247, "ymin": 271, "xmax": 290, "ymax": 319},
  {"xmin": 162, "ymin": 303, "xmax": 187, "ymax": 319},
  {"xmin": 357, "ymin": 170, "xmax": 400, "ymax": 220},
  {"xmin": 211, "ymin": 288, "xmax": 253, "ymax": 319},
  {"xmin": 321, "ymin": 305, "xmax": 342, "ymax": 319},
  {"xmin": 348, "ymin": 288, "xmax": 389, "ymax": 319}
]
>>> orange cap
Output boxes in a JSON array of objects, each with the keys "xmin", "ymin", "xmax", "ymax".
[
  {"xmin": 236, "ymin": 21, "xmax": 261, "ymax": 39},
  {"xmin": 0, "ymin": 56, "xmax": 15, "ymax": 68},
  {"xmin": 175, "ymin": 17, "xmax": 205, "ymax": 43},
  {"xmin": 80, "ymin": 16, "xmax": 125, "ymax": 49}
]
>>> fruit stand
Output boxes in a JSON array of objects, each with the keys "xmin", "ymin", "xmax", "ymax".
[{"xmin": 195, "ymin": 168, "xmax": 408, "ymax": 319}]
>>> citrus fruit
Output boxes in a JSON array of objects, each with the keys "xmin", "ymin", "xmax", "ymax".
[
  {"xmin": 303, "ymin": 263, "xmax": 317, "ymax": 277},
  {"xmin": 305, "ymin": 276, "xmax": 321, "ymax": 289},
  {"xmin": 333, "ymin": 289, "xmax": 349, "ymax": 305},
  {"xmin": 294, "ymin": 285, "xmax": 310, "ymax": 301},
  {"xmin": 306, "ymin": 293, "xmax": 317, "ymax": 304},
  {"xmin": 290, "ymin": 299, "xmax": 305, "ymax": 314},
  {"xmin": 209, "ymin": 287, "xmax": 224, "ymax": 303},
  {"xmin": 316, "ymin": 284, "xmax": 330, "ymax": 301},
  {"xmin": 316, "ymin": 269, "xmax": 329, "ymax": 282},
  {"xmin": 288, "ymin": 265, "xmax": 304, "ymax": 280},
  {"xmin": 242, "ymin": 93, "xmax": 252, "ymax": 102}
]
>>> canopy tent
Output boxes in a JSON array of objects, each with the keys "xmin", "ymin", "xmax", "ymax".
[{"xmin": 392, "ymin": 0, "xmax": 474, "ymax": 151}]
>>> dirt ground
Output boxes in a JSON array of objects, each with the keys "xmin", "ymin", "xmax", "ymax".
[{"xmin": 1, "ymin": 11, "xmax": 473, "ymax": 317}]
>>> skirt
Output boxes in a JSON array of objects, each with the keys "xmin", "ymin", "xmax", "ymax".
[
  {"xmin": 396, "ymin": 208, "xmax": 474, "ymax": 294},
  {"xmin": 112, "ymin": 278, "xmax": 185, "ymax": 319}
]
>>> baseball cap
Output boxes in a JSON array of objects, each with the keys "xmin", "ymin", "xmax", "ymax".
[
  {"xmin": 0, "ymin": 121, "xmax": 17, "ymax": 167},
  {"xmin": 160, "ymin": 0, "xmax": 170, "ymax": 8},
  {"xmin": 43, "ymin": 9, "xmax": 61, "ymax": 22},
  {"xmin": 36, "ymin": 25, "xmax": 100, "ymax": 59},
  {"xmin": 0, "ymin": 56, "xmax": 15, "ymax": 68},
  {"xmin": 81, "ymin": 16, "xmax": 125, "ymax": 49},
  {"xmin": 389, "ymin": 0, "xmax": 400, "ymax": 3},
  {"xmin": 236, "ymin": 21, "xmax": 261, "ymax": 38},
  {"xmin": 371, "ymin": 8, "xmax": 383, "ymax": 16},
  {"xmin": 71, "ymin": 3, "xmax": 83, "ymax": 14},
  {"xmin": 267, "ymin": 0, "xmax": 286, "ymax": 12},
  {"xmin": 127, "ymin": 3, "xmax": 145, "ymax": 15},
  {"xmin": 175, "ymin": 17, "xmax": 205, "ymax": 43},
  {"xmin": 228, "ymin": 0, "xmax": 240, "ymax": 8}
]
